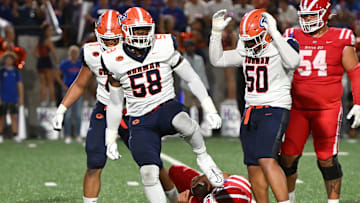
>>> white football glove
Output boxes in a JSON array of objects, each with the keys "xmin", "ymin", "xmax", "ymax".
[
  {"xmin": 212, "ymin": 9, "xmax": 232, "ymax": 35},
  {"xmin": 105, "ymin": 128, "xmax": 121, "ymax": 160},
  {"xmin": 347, "ymin": 104, "xmax": 360, "ymax": 128},
  {"xmin": 53, "ymin": 104, "xmax": 67, "ymax": 131},
  {"xmin": 201, "ymin": 96, "xmax": 222, "ymax": 129},
  {"xmin": 260, "ymin": 12, "xmax": 278, "ymax": 36},
  {"xmin": 205, "ymin": 113, "xmax": 222, "ymax": 129}
]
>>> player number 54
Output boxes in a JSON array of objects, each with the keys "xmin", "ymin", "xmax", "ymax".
[{"xmin": 298, "ymin": 50, "xmax": 327, "ymax": 77}]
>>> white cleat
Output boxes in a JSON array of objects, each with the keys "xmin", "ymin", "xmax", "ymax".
[
  {"xmin": 197, "ymin": 153, "xmax": 224, "ymax": 187},
  {"xmin": 64, "ymin": 137, "xmax": 72, "ymax": 144},
  {"xmin": 0, "ymin": 136, "xmax": 3, "ymax": 144}
]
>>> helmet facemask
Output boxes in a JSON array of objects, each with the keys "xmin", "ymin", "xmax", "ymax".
[
  {"xmin": 240, "ymin": 30, "xmax": 270, "ymax": 58},
  {"xmin": 95, "ymin": 29, "xmax": 122, "ymax": 51},
  {"xmin": 122, "ymin": 23, "xmax": 155, "ymax": 49},
  {"xmin": 298, "ymin": 3, "xmax": 330, "ymax": 33}
]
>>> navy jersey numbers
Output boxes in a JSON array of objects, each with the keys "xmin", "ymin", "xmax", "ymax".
[
  {"xmin": 245, "ymin": 65, "xmax": 268, "ymax": 93},
  {"xmin": 129, "ymin": 69, "xmax": 162, "ymax": 97}
]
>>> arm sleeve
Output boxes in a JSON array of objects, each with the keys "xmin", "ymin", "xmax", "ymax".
[
  {"xmin": 106, "ymin": 83, "xmax": 124, "ymax": 131},
  {"xmin": 16, "ymin": 70, "xmax": 22, "ymax": 82},
  {"xmin": 347, "ymin": 63, "xmax": 360, "ymax": 105},
  {"xmin": 271, "ymin": 31, "xmax": 300, "ymax": 70},
  {"xmin": 209, "ymin": 33, "xmax": 243, "ymax": 68},
  {"xmin": 174, "ymin": 57, "xmax": 217, "ymax": 113}
]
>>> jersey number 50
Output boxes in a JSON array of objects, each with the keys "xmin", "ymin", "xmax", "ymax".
[
  {"xmin": 245, "ymin": 65, "xmax": 268, "ymax": 93},
  {"xmin": 129, "ymin": 69, "xmax": 162, "ymax": 97}
]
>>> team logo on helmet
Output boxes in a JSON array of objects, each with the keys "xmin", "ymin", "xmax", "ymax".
[
  {"xmin": 259, "ymin": 17, "xmax": 266, "ymax": 28},
  {"xmin": 118, "ymin": 13, "xmax": 127, "ymax": 22}
]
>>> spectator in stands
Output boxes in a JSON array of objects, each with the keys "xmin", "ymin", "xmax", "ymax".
[
  {"xmin": 117, "ymin": 0, "xmax": 133, "ymax": 14},
  {"xmin": 222, "ymin": 19, "xmax": 237, "ymax": 99},
  {"xmin": 0, "ymin": 0, "xmax": 15, "ymax": 23},
  {"xmin": 34, "ymin": 23, "xmax": 57, "ymax": 107},
  {"xmin": 0, "ymin": 51, "xmax": 24, "ymax": 144},
  {"xmin": 278, "ymin": 0, "xmax": 298, "ymax": 32},
  {"xmin": 55, "ymin": 45, "xmax": 82, "ymax": 144},
  {"xmin": 184, "ymin": 0, "xmax": 210, "ymax": 25},
  {"xmin": 87, "ymin": 0, "xmax": 113, "ymax": 24},
  {"xmin": 232, "ymin": 0, "xmax": 254, "ymax": 24},
  {"xmin": 0, "ymin": 26, "xmax": 26, "ymax": 69},
  {"xmin": 62, "ymin": 0, "xmax": 82, "ymax": 46},
  {"xmin": 160, "ymin": 0, "xmax": 187, "ymax": 33}
]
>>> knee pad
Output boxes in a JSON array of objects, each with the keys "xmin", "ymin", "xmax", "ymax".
[
  {"xmin": 140, "ymin": 165, "xmax": 160, "ymax": 186},
  {"xmin": 87, "ymin": 153, "xmax": 106, "ymax": 169},
  {"xmin": 317, "ymin": 155, "xmax": 343, "ymax": 181},
  {"xmin": 172, "ymin": 112, "xmax": 199, "ymax": 137},
  {"xmin": 280, "ymin": 156, "xmax": 301, "ymax": 177}
]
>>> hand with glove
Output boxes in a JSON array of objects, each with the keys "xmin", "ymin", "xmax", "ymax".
[
  {"xmin": 105, "ymin": 128, "xmax": 121, "ymax": 160},
  {"xmin": 201, "ymin": 96, "xmax": 222, "ymax": 129},
  {"xmin": 347, "ymin": 104, "xmax": 360, "ymax": 128},
  {"xmin": 212, "ymin": 9, "xmax": 232, "ymax": 35},
  {"xmin": 53, "ymin": 104, "xmax": 67, "ymax": 131},
  {"xmin": 260, "ymin": 12, "xmax": 279, "ymax": 36}
]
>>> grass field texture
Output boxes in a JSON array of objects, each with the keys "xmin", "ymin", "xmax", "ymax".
[{"xmin": 0, "ymin": 136, "xmax": 359, "ymax": 203}]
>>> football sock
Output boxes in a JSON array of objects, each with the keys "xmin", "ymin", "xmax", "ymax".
[
  {"xmin": 83, "ymin": 196, "xmax": 98, "ymax": 203},
  {"xmin": 328, "ymin": 199, "xmax": 339, "ymax": 203},
  {"xmin": 289, "ymin": 190, "xmax": 296, "ymax": 203},
  {"xmin": 165, "ymin": 186, "xmax": 178, "ymax": 203},
  {"xmin": 144, "ymin": 182, "xmax": 167, "ymax": 203}
]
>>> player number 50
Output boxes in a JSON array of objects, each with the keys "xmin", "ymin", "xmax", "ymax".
[{"xmin": 298, "ymin": 50, "xmax": 327, "ymax": 76}]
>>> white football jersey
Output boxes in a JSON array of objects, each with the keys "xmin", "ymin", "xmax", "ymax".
[
  {"xmin": 237, "ymin": 41, "xmax": 292, "ymax": 109},
  {"xmin": 101, "ymin": 34, "xmax": 179, "ymax": 116},
  {"xmin": 82, "ymin": 42, "xmax": 110, "ymax": 105}
]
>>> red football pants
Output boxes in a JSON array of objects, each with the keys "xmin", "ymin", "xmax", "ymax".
[{"xmin": 281, "ymin": 105, "xmax": 342, "ymax": 160}]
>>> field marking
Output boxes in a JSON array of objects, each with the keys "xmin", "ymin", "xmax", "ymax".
[
  {"xmin": 303, "ymin": 152, "xmax": 349, "ymax": 156},
  {"xmin": 346, "ymin": 139, "xmax": 358, "ymax": 144},
  {"xmin": 28, "ymin": 143, "xmax": 37, "ymax": 148},
  {"xmin": 127, "ymin": 181, "xmax": 140, "ymax": 186},
  {"xmin": 44, "ymin": 182, "xmax": 57, "ymax": 187},
  {"xmin": 160, "ymin": 153, "xmax": 190, "ymax": 168}
]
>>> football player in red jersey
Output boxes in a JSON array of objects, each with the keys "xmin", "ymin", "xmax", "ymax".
[
  {"xmin": 169, "ymin": 165, "xmax": 252, "ymax": 203},
  {"xmin": 281, "ymin": 0, "xmax": 360, "ymax": 202}
]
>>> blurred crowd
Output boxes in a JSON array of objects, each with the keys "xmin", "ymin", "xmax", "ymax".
[{"xmin": 0, "ymin": 0, "xmax": 359, "ymax": 141}]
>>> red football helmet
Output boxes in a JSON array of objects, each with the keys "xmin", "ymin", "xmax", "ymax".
[
  {"xmin": 203, "ymin": 175, "xmax": 252, "ymax": 203},
  {"xmin": 95, "ymin": 10, "xmax": 123, "ymax": 51},
  {"xmin": 298, "ymin": 0, "xmax": 331, "ymax": 33},
  {"xmin": 119, "ymin": 7, "xmax": 155, "ymax": 49},
  {"xmin": 239, "ymin": 9, "xmax": 272, "ymax": 57}
]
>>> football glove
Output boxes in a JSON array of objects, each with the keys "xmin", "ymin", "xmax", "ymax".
[
  {"xmin": 105, "ymin": 128, "xmax": 120, "ymax": 160},
  {"xmin": 260, "ymin": 12, "xmax": 278, "ymax": 36},
  {"xmin": 347, "ymin": 104, "xmax": 360, "ymax": 128},
  {"xmin": 201, "ymin": 96, "xmax": 222, "ymax": 129},
  {"xmin": 212, "ymin": 9, "xmax": 232, "ymax": 35},
  {"xmin": 53, "ymin": 104, "xmax": 67, "ymax": 131}
]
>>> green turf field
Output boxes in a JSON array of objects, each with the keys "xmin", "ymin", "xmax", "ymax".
[{"xmin": 0, "ymin": 136, "xmax": 359, "ymax": 203}]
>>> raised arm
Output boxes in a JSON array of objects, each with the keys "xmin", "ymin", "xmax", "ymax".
[
  {"xmin": 209, "ymin": 9, "xmax": 243, "ymax": 68},
  {"xmin": 261, "ymin": 13, "xmax": 300, "ymax": 69}
]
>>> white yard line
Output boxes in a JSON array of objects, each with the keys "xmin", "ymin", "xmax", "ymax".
[{"xmin": 160, "ymin": 153, "xmax": 190, "ymax": 168}]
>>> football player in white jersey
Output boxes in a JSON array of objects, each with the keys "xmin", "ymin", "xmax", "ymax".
[
  {"xmin": 102, "ymin": 7, "xmax": 224, "ymax": 203},
  {"xmin": 52, "ymin": 10, "xmax": 178, "ymax": 203},
  {"xmin": 209, "ymin": 9, "xmax": 300, "ymax": 203}
]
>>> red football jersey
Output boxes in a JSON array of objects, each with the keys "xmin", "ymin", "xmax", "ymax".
[{"xmin": 283, "ymin": 27, "xmax": 355, "ymax": 109}]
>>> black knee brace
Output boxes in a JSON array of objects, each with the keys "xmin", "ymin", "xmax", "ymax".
[
  {"xmin": 317, "ymin": 155, "xmax": 343, "ymax": 181},
  {"xmin": 280, "ymin": 156, "xmax": 301, "ymax": 177}
]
